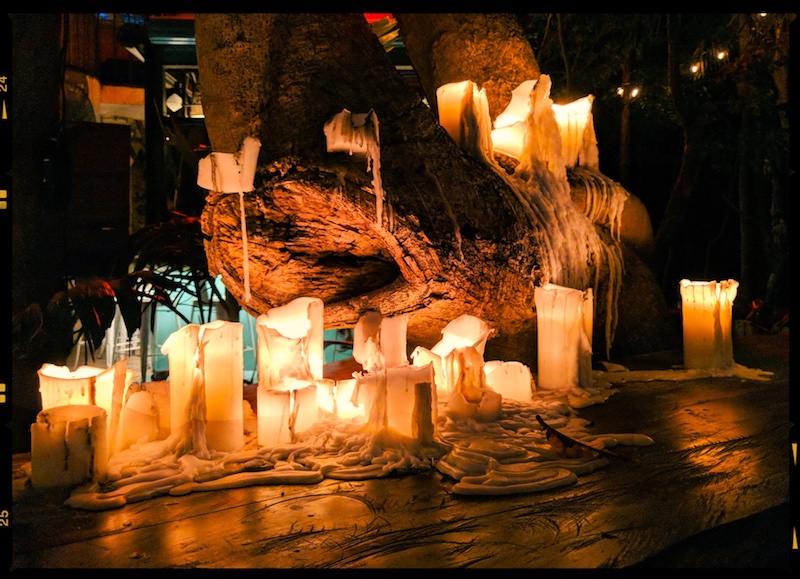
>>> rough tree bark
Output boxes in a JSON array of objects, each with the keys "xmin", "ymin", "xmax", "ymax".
[{"xmin": 195, "ymin": 13, "xmax": 677, "ymax": 364}]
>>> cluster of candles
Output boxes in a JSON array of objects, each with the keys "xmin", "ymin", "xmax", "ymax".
[
  {"xmin": 29, "ymin": 278, "xmax": 739, "ymax": 489},
  {"xmin": 29, "ymin": 77, "xmax": 740, "ymax": 490}
]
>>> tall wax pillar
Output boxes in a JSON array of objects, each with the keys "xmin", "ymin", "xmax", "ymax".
[
  {"xmin": 679, "ymin": 279, "xmax": 738, "ymax": 370},
  {"xmin": 534, "ymin": 283, "xmax": 594, "ymax": 391},
  {"xmin": 161, "ymin": 320, "xmax": 244, "ymax": 453},
  {"xmin": 162, "ymin": 323, "xmax": 201, "ymax": 441},
  {"xmin": 198, "ymin": 320, "xmax": 244, "ymax": 452},
  {"xmin": 256, "ymin": 327, "xmax": 318, "ymax": 447},
  {"xmin": 93, "ymin": 359, "xmax": 135, "ymax": 454},
  {"xmin": 256, "ymin": 297, "xmax": 323, "ymax": 447}
]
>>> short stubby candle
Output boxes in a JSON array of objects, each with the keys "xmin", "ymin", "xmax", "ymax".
[
  {"xmin": 37, "ymin": 364, "xmax": 105, "ymax": 410},
  {"xmin": 30, "ymin": 404, "xmax": 109, "ymax": 487},
  {"xmin": 679, "ymin": 279, "xmax": 739, "ymax": 370}
]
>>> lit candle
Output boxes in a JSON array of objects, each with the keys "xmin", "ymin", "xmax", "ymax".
[
  {"xmin": 350, "ymin": 311, "xmax": 436, "ymax": 440},
  {"xmin": 679, "ymin": 279, "xmax": 739, "ymax": 370},
  {"xmin": 491, "ymin": 79, "xmax": 537, "ymax": 159},
  {"xmin": 484, "ymin": 360, "xmax": 535, "ymax": 403},
  {"xmin": 161, "ymin": 320, "xmax": 245, "ymax": 453},
  {"xmin": 93, "ymin": 358, "xmax": 136, "ymax": 454},
  {"xmin": 117, "ymin": 390, "xmax": 159, "ymax": 450},
  {"xmin": 436, "ymin": 80, "xmax": 493, "ymax": 157},
  {"xmin": 534, "ymin": 283, "xmax": 594, "ymax": 392},
  {"xmin": 411, "ymin": 313, "xmax": 493, "ymax": 399},
  {"xmin": 436, "ymin": 80, "xmax": 473, "ymax": 146},
  {"xmin": 30, "ymin": 404, "xmax": 108, "ymax": 487},
  {"xmin": 37, "ymin": 359, "xmax": 136, "ymax": 455},
  {"xmin": 37, "ymin": 363, "xmax": 105, "ymax": 409},
  {"xmin": 256, "ymin": 297, "xmax": 324, "ymax": 447},
  {"xmin": 443, "ymin": 346, "xmax": 503, "ymax": 422},
  {"xmin": 489, "ymin": 79, "xmax": 597, "ymax": 169},
  {"xmin": 353, "ymin": 364, "xmax": 435, "ymax": 441},
  {"xmin": 257, "ymin": 383, "xmax": 318, "ymax": 447},
  {"xmin": 552, "ymin": 95, "xmax": 595, "ymax": 168},
  {"xmin": 317, "ymin": 378, "xmax": 365, "ymax": 421}
]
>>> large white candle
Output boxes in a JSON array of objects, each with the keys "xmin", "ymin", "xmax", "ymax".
[
  {"xmin": 552, "ymin": 95, "xmax": 595, "ymax": 168},
  {"xmin": 353, "ymin": 364, "xmax": 435, "ymax": 442},
  {"xmin": 491, "ymin": 79, "xmax": 537, "ymax": 159},
  {"xmin": 436, "ymin": 80, "xmax": 493, "ymax": 157},
  {"xmin": 444, "ymin": 346, "xmax": 503, "ymax": 422},
  {"xmin": 386, "ymin": 364, "xmax": 434, "ymax": 441},
  {"xmin": 30, "ymin": 404, "xmax": 108, "ymax": 487},
  {"xmin": 257, "ymin": 383, "xmax": 318, "ymax": 447},
  {"xmin": 257, "ymin": 297, "xmax": 324, "ymax": 385},
  {"xmin": 162, "ymin": 323, "xmax": 201, "ymax": 441},
  {"xmin": 679, "ymin": 279, "xmax": 738, "ymax": 370},
  {"xmin": 436, "ymin": 80, "xmax": 473, "ymax": 146},
  {"xmin": 37, "ymin": 360, "xmax": 135, "ymax": 455},
  {"xmin": 161, "ymin": 320, "xmax": 244, "ymax": 453},
  {"xmin": 412, "ymin": 314, "xmax": 493, "ymax": 399},
  {"xmin": 256, "ymin": 297, "xmax": 323, "ymax": 447},
  {"xmin": 534, "ymin": 283, "xmax": 594, "ymax": 392}
]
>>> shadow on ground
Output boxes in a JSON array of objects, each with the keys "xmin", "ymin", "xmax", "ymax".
[{"xmin": 631, "ymin": 502, "xmax": 793, "ymax": 571}]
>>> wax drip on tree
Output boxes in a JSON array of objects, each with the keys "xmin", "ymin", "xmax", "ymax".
[
  {"xmin": 197, "ymin": 136, "xmax": 262, "ymax": 304},
  {"xmin": 439, "ymin": 76, "xmax": 625, "ymax": 358},
  {"xmin": 324, "ymin": 109, "xmax": 389, "ymax": 230}
]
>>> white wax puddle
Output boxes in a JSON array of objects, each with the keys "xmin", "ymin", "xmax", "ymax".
[
  {"xmin": 41, "ymin": 360, "xmax": 773, "ymax": 509},
  {"xmin": 18, "ymin": 378, "xmax": 664, "ymax": 510}
]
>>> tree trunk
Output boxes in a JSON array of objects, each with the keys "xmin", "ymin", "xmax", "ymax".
[
  {"xmin": 195, "ymin": 13, "xmax": 677, "ymax": 364},
  {"xmin": 651, "ymin": 14, "xmax": 703, "ymax": 290},
  {"xmin": 394, "ymin": 13, "xmax": 540, "ymax": 123}
]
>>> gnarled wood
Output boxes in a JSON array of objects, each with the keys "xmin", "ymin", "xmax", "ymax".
[{"xmin": 195, "ymin": 14, "xmax": 677, "ymax": 363}]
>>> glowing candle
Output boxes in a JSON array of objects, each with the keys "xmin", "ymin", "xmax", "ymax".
[
  {"xmin": 37, "ymin": 360, "xmax": 135, "ymax": 455},
  {"xmin": 118, "ymin": 390, "xmax": 159, "ymax": 450},
  {"xmin": 317, "ymin": 378, "xmax": 365, "ymax": 421},
  {"xmin": 552, "ymin": 95, "xmax": 595, "ymax": 168},
  {"xmin": 412, "ymin": 314, "xmax": 493, "ymax": 399},
  {"xmin": 489, "ymin": 79, "xmax": 598, "ymax": 169},
  {"xmin": 138, "ymin": 380, "xmax": 171, "ymax": 441},
  {"xmin": 162, "ymin": 323, "xmax": 200, "ymax": 439},
  {"xmin": 484, "ymin": 360, "xmax": 535, "ymax": 403},
  {"xmin": 443, "ymin": 346, "xmax": 503, "ymax": 421},
  {"xmin": 332, "ymin": 378, "xmax": 363, "ymax": 420},
  {"xmin": 37, "ymin": 364, "xmax": 105, "ymax": 410},
  {"xmin": 679, "ymin": 279, "xmax": 738, "ymax": 370},
  {"xmin": 436, "ymin": 80, "xmax": 492, "ymax": 157},
  {"xmin": 258, "ymin": 383, "xmax": 318, "ymax": 447},
  {"xmin": 353, "ymin": 364, "xmax": 435, "ymax": 441},
  {"xmin": 256, "ymin": 297, "xmax": 324, "ymax": 447},
  {"xmin": 350, "ymin": 310, "xmax": 436, "ymax": 439},
  {"xmin": 386, "ymin": 364, "xmax": 434, "ymax": 441},
  {"xmin": 94, "ymin": 359, "xmax": 136, "ymax": 454},
  {"xmin": 436, "ymin": 80, "xmax": 473, "ymax": 146},
  {"xmin": 534, "ymin": 283, "xmax": 594, "ymax": 392},
  {"xmin": 161, "ymin": 320, "xmax": 244, "ymax": 453},
  {"xmin": 30, "ymin": 404, "xmax": 108, "ymax": 487},
  {"xmin": 491, "ymin": 79, "xmax": 537, "ymax": 159}
]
